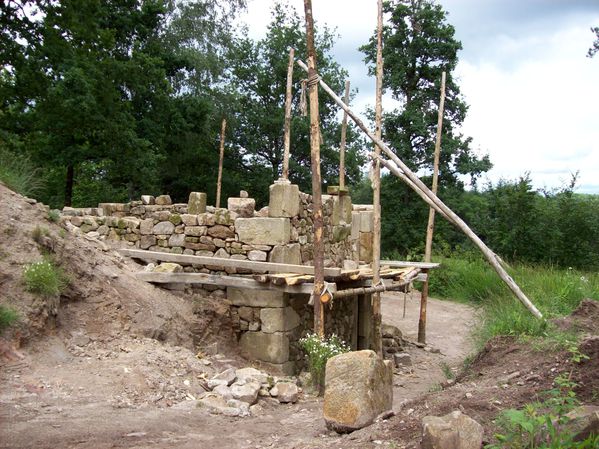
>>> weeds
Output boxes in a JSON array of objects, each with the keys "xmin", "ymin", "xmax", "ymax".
[
  {"xmin": 0, "ymin": 149, "xmax": 44, "ymax": 197},
  {"xmin": 0, "ymin": 305, "xmax": 19, "ymax": 331},
  {"xmin": 440, "ymin": 361, "xmax": 456, "ymax": 380},
  {"xmin": 22, "ymin": 259, "xmax": 68, "ymax": 297},
  {"xmin": 31, "ymin": 225, "xmax": 50, "ymax": 244},
  {"xmin": 47, "ymin": 209, "xmax": 61, "ymax": 223},
  {"xmin": 299, "ymin": 333, "xmax": 350, "ymax": 394}
]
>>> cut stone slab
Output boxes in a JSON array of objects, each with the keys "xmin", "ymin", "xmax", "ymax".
[
  {"xmin": 188, "ymin": 192, "xmax": 207, "ymax": 214},
  {"xmin": 228, "ymin": 197, "xmax": 256, "ymax": 218},
  {"xmin": 239, "ymin": 332, "xmax": 289, "ymax": 364},
  {"xmin": 153, "ymin": 221, "xmax": 175, "ymax": 235},
  {"xmin": 155, "ymin": 195, "xmax": 172, "ymax": 206},
  {"xmin": 235, "ymin": 217, "xmax": 291, "ymax": 245},
  {"xmin": 228, "ymin": 288, "xmax": 288, "ymax": 308},
  {"xmin": 260, "ymin": 307, "xmax": 300, "ymax": 333},
  {"xmin": 211, "ymin": 367, "xmax": 237, "ymax": 386},
  {"xmin": 269, "ymin": 182, "xmax": 300, "ymax": 218},
  {"xmin": 359, "ymin": 210, "xmax": 374, "ymax": 233},
  {"xmin": 248, "ymin": 250, "xmax": 267, "ymax": 262},
  {"xmin": 359, "ymin": 232, "xmax": 373, "ymax": 263},
  {"xmin": 141, "ymin": 195, "xmax": 155, "ymax": 205},
  {"xmin": 331, "ymin": 195, "xmax": 352, "ymax": 225},
  {"xmin": 168, "ymin": 233, "xmax": 186, "ymax": 247},
  {"xmin": 269, "ymin": 243, "xmax": 301, "ymax": 265},
  {"xmin": 421, "ymin": 410, "xmax": 484, "ymax": 449},
  {"xmin": 230, "ymin": 381, "xmax": 261, "ymax": 405},
  {"xmin": 393, "ymin": 352, "xmax": 412, "ymax": 368},
  {"xmin": 323, "ymin": 350, "xmax": 393, "ymax": 433}
]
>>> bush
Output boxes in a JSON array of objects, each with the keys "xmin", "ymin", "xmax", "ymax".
[
  {"xmin": 22, "ymin": 260, "xmax": 68, "ymax": 297},
  {"xmin": 0, "ymin": 305, "xmax": 19, "ymax": 331},
  {"xmin": 299, "ymin": 333, "xmax": 350, "ymax": 394}
]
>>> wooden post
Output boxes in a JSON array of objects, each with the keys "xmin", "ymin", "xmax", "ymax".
[
  {"xmin": 371, "ymin": 0, "xmax": 384, "ymax": 357},
  {"xmin": 294, "ymin": 58, "xmax": 544, "ymax": 320},
  {"xmin": 339, "ymin": 80, "xmax": 350, "ymax": 189},
  {"xmin": 282, "ymin": 48, "xmax": 295, "ymax": 181},
  {"xmin": 419, "ymin": 71, "xmax": 446, "ymax": 344},
  {"xmin": 303, "ymin": 0, "xmax": 325, "ymax": 337},
  {"xmin": 215, "ymin": 118, "xmax": 227, "ymax": 208}
]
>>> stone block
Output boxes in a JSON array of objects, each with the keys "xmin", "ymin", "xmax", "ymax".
[
  {"xmin": 197, "ymin": 213, "xmax": 216, "ymax": 226},
  {"xmin": 153, "ymin": 221, "xmax": 175, "ymax": 235},
  {"xmin": 359, "ymin": 210, "xmax": 373, "ymax": 233},
  {"xmin": 153, "ymin": 263, "xmax": 183, "ymax": 273},
  {"xmin": 421, "ymin": 411, "xmax": 484, "ymax": 449},
  {"xmin": 239, "ymin": 331, "xmax": 289, "ymax": 364},
  {"xmin": 331, "ymin": 195, "xmax": 353, "ymax": 226},
  {"xmin": 323, "ymin": 350, "xmax": 393, "ymax": 433},
  {"xmin": 168, "ymin": 233, "xmax": 186, "ymax": 247},
  {"xmin": 141, "ymin": 195, "xmax": 155, "ymax": 205},
  {"xmin": 188, "ymin": 192, "xmax": 207, "ymax": 214},
  {"xmin": 359, "ymin": 232, "xmax": 373, "ymax": 263},
  {"xmin": 155, "ymin": 195, "xmax": 172, "ymax": 206},
  {"xmin": 268, "ymin": 244, "xmax": 301, "ymax": 265},
  {"xmin": 235, "ymin": 218, "xmax": 291, "ymax": 245},
  {"xmin": 258, "ymin": 361, "xmax": 296, "ymax": 376},
  {"xmin": 260, "ymin": 307, "xmax": 300, "ymax": 333},
  {"xmin": 227, "ymin": 288, "xmax": 288, "ymax": 308},
  {"xmin": 228, "ymin": 197, "xmax": 256, "ymax": 218},
  {"xmin": 269, "ymin": 182, "xmax": 300, "ymax": 218},
  {"xmin": 207, "ymin": 224, "xmax": 235, "ymax": 239},
  {"xmin": 332, "ymin": 224, "xmax": 351, "ymax": 243},
  {"xmin": 180, "ymin": 214, "xmax": 198, "ymax": 226},
  {"xmin": 351, "ymin": 212, "xmax": 361, "ymax": 240},
  {"xmin": 185, "ymin": 226, "xmax": 207, "ymax": 237},
  {"xmin": 248, "ymin": 250, "xmax": 267, "ymax": 261}
]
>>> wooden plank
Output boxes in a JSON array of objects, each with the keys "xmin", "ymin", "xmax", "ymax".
[
  {"xmin": 119, "ymin": 249, "xmax": 342, "ymax": 277},
  {"xmin": 135, "ymin": 271, "xmax": 337, "ymax": 295},
  {"xmin": 380, "ymin": 260, "xmax": 440, "ymax": 269}
]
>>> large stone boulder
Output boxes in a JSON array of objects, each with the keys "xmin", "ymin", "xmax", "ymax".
[
  {"xmin": 323, "ymin": 350, "xmax": 393, "ymax": 433},
  {"xmin": 421, "ymin": 410, "xmax": 484, "ymax": 449}
]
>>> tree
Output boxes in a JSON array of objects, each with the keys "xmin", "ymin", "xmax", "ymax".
[
  {"xmin": 588, "ymin": 26, "xmax": 599, "ymax": 58},
  {"xmin": 227, "ymin": 3, "xmax": 365, "ymax": 204},
  {"xmin": 359, "ymin": 0, "xmax": 491, "ymax": 257}
]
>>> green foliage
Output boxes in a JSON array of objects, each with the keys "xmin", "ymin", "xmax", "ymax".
[
  {"xmin": 587, "ymin": 26, "xmax": 599, "ymax": 58},
  {"xmin": 0, "ymin": 305, "xmax": 19, "ymax": 331},
  {"xmin": 487, "ymin": 373, "xmax": 598, "ymax": 449},
  {"xmin": 31, "ymin": 225, "xmax": 50, "ymax": 245},
  {"xmin": 0, "ymin": 148, "xmax": 44, "ymax": 197},
  {"xmin": 22, "ymin": 259, "xmax": 69, "ymax": 297},
  {"xmin": 47, "ymin": 209, "xmax": 61, "ymax": 223},
  {"xmin": 299, "ymin": 333, "xmax": 350, "ymax": 394},
  {"xmin": 430, "ymin": 256, "xmax": 599, "ymax": 341}
]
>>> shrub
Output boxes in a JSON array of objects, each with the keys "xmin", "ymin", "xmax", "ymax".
[
  {"xmin": 47, "ymin": 209, "xmax": 61, "ymax": 223},
  {"xmin": 299, "ymin": 333, "xmax": 350, "ymax": 394},
  {"xmin": 22, "ymin": 260, "xmax": 68, "ymax": 297},
  {"xmin": 0, "ymin": 305, "xmax": 19, "ymax": 331}
]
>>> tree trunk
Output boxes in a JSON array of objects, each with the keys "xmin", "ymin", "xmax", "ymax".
[{"xmin": 65, "ymin": 164, "xmax": 74, "ymax": 207}]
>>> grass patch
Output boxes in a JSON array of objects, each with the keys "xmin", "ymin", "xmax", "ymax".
[
  {"xmin": 22, "ymin": 259, "xmax": 68, "ymax": 297},
  {"xmin": 429, "ymin": 256, "xmax": 599, "ymax": 343},
  {"xmin": 0, "ymin": 149, "xmax": 44, "ymax": 197},
  {"xmin": 0, "ymin": 305, "xmax": 19, "ymax": 331},
  {"xmin": 47, "ymin": 209, "xmax": 61, "ymax": 223},
  {"xmin": 31, "ymin": 225, "xmax": 50, "ymax": 244}
]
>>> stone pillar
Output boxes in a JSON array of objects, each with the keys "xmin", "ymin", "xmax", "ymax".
[
  {"xmin": 269, "ymin": 181, "xmax": 300, "ymax": 218},
  {"xmin": 188, "ymin": 192, "xmax": 207, "ymax": 214}
]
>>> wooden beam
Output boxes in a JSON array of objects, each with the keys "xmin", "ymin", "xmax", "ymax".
[
  {"xmin": 135, "ymin": 271, "xmax": 337, "ymax": 295},
  {"xmin": 119, "ymin": 249, "xmax": 342, "ymax": 276},
  {"xmin": 215, "ymin": 118, "xmax": 227, "ymax": 208},
  {"xmin": 303, "ymin": 0, "xmax": 325, "ymax": 338},
  {"xmin": 282, "ymin": 48, "xmax": 295, "ymax": 181},
  {"xmin": 380, "ymin": 260, "xmax": 440, "ymax": 269},
  {"xmin": 339, "ymin": 80, "xmax": 350, "ymax": 189},
  {"xmin": 294, "ymin": 58, "xmax": 543, "ymax": 320},
  {"xmin": 371, "ymin": 0, "xmax": 384, "ymax": 357}
]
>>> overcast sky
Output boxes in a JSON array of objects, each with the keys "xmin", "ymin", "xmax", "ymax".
[{"xmin": 240, "ymin": 0, "xmax": 599, "ymax": 193}]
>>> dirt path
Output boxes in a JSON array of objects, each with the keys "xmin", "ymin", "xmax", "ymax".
[{"xmin": 0, "ymin": 293, "xmax": 477, "ymax": 449}]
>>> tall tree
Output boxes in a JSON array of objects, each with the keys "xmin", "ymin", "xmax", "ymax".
[
  {"xmin": 227, "ymin": 3, "xmax": 365, "ymax": 203},
  {"xmin": 588, "ymin": 26, "xmax": 599, "ymax": 58},
  {"xmin": 361, "ymin": 0, "xmax": 491, "ymax": 185}
]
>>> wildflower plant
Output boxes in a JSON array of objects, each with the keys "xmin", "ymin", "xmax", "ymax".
[
  {"xmin": 299, "ymin": 332, "xmax": 350, "ymax": 394},
  {"xmin": 23, "ymin": 260, "xmax": 68, "ymax": 297}
]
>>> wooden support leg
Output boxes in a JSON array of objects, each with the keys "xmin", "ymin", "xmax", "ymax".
[{"xmin": 418, "ymin": 269, "xmax": 429, "ymax": 344}]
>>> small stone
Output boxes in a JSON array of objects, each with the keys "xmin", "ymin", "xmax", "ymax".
[
  {"xmin": 211, "ymin": 368, "xmax": 237, "ymax": 386},
  {"xmin": 465, "ymin": 392, "xmax": 473, "ymax": 399},
  {"xmin": 235, "ymin": 368, "xmax": 269, "ymax": 385},
  {"xmin": 230, "ymin": 381, "xmax": 260, "ymax": 405},
  {"xmin": 393, "ymin": 353, "xmax": 412, "ymax": 368},
  {"xmin": 153, "ymin": 221, "xmax": 175, "ymax": 234},
  {"xmin": 71, "ymin": 334, "xmax": 90, "ymax": 347},
  {"xmin": 248, "ymin": 250, "xmax": 267, "ymax": 261},
  {"xmin": 208, "ymin": 379, "xmax": 228, "ymax": 390},
  {"xmin": 273, "ymin": 382, "xmax": 299, "ymax": 403},
  {"xmin": 153, "ymin": 263, "xmax": 183, "ymax": 273},
  {"xmin": 141, "ymin": 195, "xmax": 155, "ymax": 205},
  {"xmin": 421, "ymin": 410, "xmax": 483, "ymax": 449},
  {"xmin": 155, "ymin": 195, "xmax": 172, "ymax": 206},
  {"xmin": 212, "ymin": 385, "xmax": 233, "ymax": 400}
]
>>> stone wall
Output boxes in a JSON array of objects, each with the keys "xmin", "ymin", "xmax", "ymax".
[{"xmin": 61, "ymin": 183, "xmax": 376, "ymax": 374}]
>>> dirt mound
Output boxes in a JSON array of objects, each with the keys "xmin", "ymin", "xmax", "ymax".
[
  {"xmin": 553, "ymin": 298, "xmax": 599, "ymax": 335},
  {"xmin": 0, "ymin": 183, "xmax": 233, "ymax": 353}
]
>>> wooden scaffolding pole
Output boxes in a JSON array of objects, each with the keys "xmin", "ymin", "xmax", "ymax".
[
  {"xmin": 294, "ymin": 58, "xmax": 543, "ymax": 320},
  {"xmin": 339, "ymin": 80, "xmax": 350, "ymax": 189},
  {"xmin": 419, "ymin": 71, "xmax": 446, "ymax": 344},
  {"xmin": 371, "ymin": 0, "xmax": 384, "ymax": 356},
  {"xmin": 215, "ymin": 118, "xmax": 227, "ymax": 208},
  {"xmin": 282, "ymin": 48, "xmax": 295, "ymax": 181},
  {"xmin": 303, "ymin": 0, "xmax": 325, "ymax": 337}
]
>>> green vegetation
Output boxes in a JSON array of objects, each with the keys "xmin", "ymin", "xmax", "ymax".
[
  {"xmin": 22, "ymin": 259, "xmax": 69, "ymax": 297},
  {"xmin": 299, "ymin": 333, "xmax": 350, "ymax": 394},
  {"xmin": 487, "ymin": 348, "xmax": 598, "ymax": 449},
  {"xmin": 31, "ymin": 225, "xmax": 50, "ymax": 245},
  {"xmin": 429, "ymin": 255, "xmax": 599, "ymax": 343},
  {"xmin": 0, "ymin": 149, "xmax": 44, "ymax": 197},
  {"xmin": 47, "ymin": 210, "xmax": 61, "ymax": 223},
  {"xmin": 0, "ymin": 305, "xmax": 19, "ymax": 331}
]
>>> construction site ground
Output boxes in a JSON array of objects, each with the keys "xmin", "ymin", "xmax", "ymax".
[{"xmin": 1, "ymin": 183, "xmax": 597, "ymax": 449}]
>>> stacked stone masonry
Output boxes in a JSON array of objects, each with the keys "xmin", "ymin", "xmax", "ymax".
[{"xmin": 62, "ymin": 185, "xmax": 376, "ymax": 374}]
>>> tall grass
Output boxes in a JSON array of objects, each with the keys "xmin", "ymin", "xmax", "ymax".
[
  {"xmin": 429, "ymin": 256, "xmax": 599, "ymax": 343},
  {"xmin": 0, "ymin": 149, "xmax": 44, "ymax": 197}
]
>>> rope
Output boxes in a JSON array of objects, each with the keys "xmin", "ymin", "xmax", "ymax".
[{"xmin": 299, "ymin": 79, "xmax": 308, "ymax": 116}]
